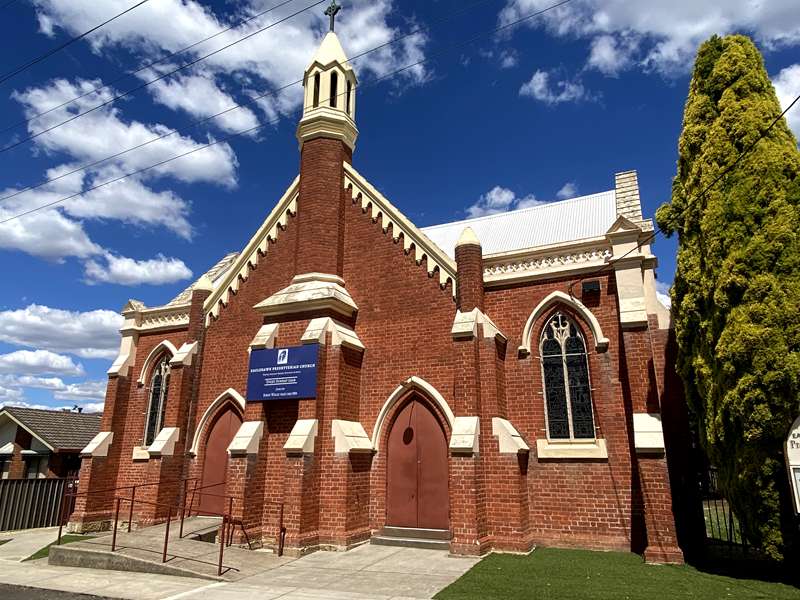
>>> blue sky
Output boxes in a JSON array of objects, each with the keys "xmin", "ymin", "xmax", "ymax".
[{"xmin": 0, "ymin": 0, "xmax": 798, "ymax": 410}]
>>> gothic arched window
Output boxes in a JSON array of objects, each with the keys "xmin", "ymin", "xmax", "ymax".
[
  {"xmin": 144, "ymin": 355, "xmax": 170, "ymax": 447},
  {"xmin": 330, "ymin": 71, "xmax": 338, "ymax": 107},
  {"xmin": 313, "ymin": 72, "xmax": 320, "ymax": 108},
  {"xmin": 540, "ymin": 312, "xmax": 596, "ymax": 440},
  {"xmin": 346, "ymin": 80, "xmax": 352, "ymax": 115}
]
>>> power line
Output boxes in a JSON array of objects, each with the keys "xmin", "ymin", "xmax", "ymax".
[
  {"xmin": 0, "ymin": 0, "xmax": 152, "ymax": 86},
  {"xmin": 567, "ymin": 91, "xmax": 800, "ymax": 298},
  {"xmin": 0, "ymin": 0, "xmax": 329, "ymax": 154},
  {"xmin": 0, "ymin": 0, "xmax": 508, "ymax": 204},
  {"xmin": 0, "ymin": 0, "xmax": 302, "ymax": 136},
  {"xmin": 0, "ymin": 0, "xmax": 578, "ymax": 224},
  {"xmin": 0, "ymin": 0, "xmax": 21, "ymax": 11}
]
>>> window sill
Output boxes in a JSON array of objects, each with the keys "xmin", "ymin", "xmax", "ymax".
[
  {"xmin": 536, "ymin": 438, "xmax": 608, "ymax": 460},
  {"xmin": 131, "ymin": 446, "xmax": 150, "ymax": 461}
]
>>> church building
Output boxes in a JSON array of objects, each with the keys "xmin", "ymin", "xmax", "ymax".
[{"xmin": 71, "ymin": 22, "xmax": 686, "ymax": 564}]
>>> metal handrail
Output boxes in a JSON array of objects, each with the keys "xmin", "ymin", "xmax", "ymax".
[{"xmin": 56, "ymin": 475, "xmax": 287, "ymax": 571}]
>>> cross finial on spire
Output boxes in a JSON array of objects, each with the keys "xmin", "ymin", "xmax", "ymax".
[{"xmin": 324, "ymin": 0, "xmax": 341, "ymax": 32}]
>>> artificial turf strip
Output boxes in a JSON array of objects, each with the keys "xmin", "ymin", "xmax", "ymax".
[
  {"xmin": 434, "ymin": 548, "xmax": 800, "ymax": 600},
  {"xmin": 23, "ymin": 534, "xmax": 90, "ymax": 561}
]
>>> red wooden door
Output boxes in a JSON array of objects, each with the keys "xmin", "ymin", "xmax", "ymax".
[
  {"xmin": 386, "ymin": 396, "xmax": 449, "ymax": 529},
  {"xmin": 198, "ymin": 407, "xmax": 242, "ymax": 515}
]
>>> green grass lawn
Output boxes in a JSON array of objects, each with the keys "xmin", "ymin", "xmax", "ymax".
[
  {"xmin": 23, "ymin": 534, "xmax": 90, "ymax": 561},
  {"xmin": 435, "ymin": 548, "xmax": 800, "ymax": 600}
]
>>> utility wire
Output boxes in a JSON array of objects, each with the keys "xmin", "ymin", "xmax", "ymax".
[
  {"xmin": 0, "ymin": 0, "xmax": 152, "ymax": 86},
  {"xmin": 0, "ymin": 0, "xmax": 509, "ymax": 204},
  {"xmin": 0, "ymin": 0, "xmax": 21, "ymax": 11},
  {"xmin": 0, "ymin": 0, "xmax": 329, "ymax": 154},
  {"xmin": 0, "ymin": 0, "xmax": 578, "ymax": 224},
  {"xmin": 567, "ymin": 91, "xmax": 800, "ymax": 298},
  {"xmin": 0, "ymin": 0, "xmax": 302, "ymax": 136}
]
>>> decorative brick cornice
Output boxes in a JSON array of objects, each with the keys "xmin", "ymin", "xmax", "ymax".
[
  {"xmin": 343, "ymin": 162, "xmax": 457, "ymax": 299},
  {"xmin": 203, "ymin": 177, "xmax": 299, "ymax": 325}
]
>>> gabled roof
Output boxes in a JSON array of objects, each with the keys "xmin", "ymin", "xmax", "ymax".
[
  {"xmin": 0, "ymin": 406, "xmax": 101, "ymax": 452},
  {"xmin": 166, "ymin": 252, "xmax": 240, "ymax": 307},
  {"xmin": 421, "ymin": 191, "xmax": 618, "ymax": 259}
]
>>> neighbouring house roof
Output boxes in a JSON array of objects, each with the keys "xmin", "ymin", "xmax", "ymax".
[
  {"xmin": 0, "ymin": 407, "xmax": 102, "ymax": 452},
  {"xmin": 421, "ymin": 191, "xmax": 618, "ymax": 259}
]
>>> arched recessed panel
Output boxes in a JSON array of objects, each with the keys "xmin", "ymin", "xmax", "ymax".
[{"xmin": 519, "ymin": 291, "xmax": 608, "ymax": 355}]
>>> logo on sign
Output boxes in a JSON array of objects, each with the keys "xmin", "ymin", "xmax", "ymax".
[{"xmin": 277, "ymin": 349, "xmax": 289, "ymax": 365}]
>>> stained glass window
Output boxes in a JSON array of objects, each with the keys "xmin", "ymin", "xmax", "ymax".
[
  {"xmin": 539, "ymin": 312, "xmax": 596, "ymax": 440},
  {"xmin": 144, "ymin": 355, "xmax": 170, "ymax": 447}
]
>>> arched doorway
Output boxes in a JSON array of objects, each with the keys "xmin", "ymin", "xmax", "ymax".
[
  {"xmin": 198, "ymin": 406, "xmax": 242, "ymax": 515},
  {"xmin": 386, "ymin": 394, "xmax": 449, "ymax": 530}
]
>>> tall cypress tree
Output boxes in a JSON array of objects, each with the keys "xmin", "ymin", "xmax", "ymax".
[{"xmin": 657, "ymin": 34, "xmax": 800, "ymax": 560}]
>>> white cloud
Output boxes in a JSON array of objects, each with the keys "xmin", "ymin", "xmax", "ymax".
[
  {"xmin": 53, "ymin": 381, "xmax": 106, "ymax": 402},
  {"xmin": 656, "ymin": 280, "xmax": 672, "ymax": 309},
  {"xmin": 500, "ymin": 0, "xmax": 800, "ymax": 76},
  {"xmin": 84, "ymin": 252, "xmax": 193, "ymax": 285},
  {"xmin": 499, "ymin": 49, "xmax": 519, "ymax": 69},
  {"xmin": 0, "ymin": 350, "xmax": 84, "ymax": 376},
  {"xmin": 0, "ymin": 304, "xmax": 123, "ymax": 359},
  {"xmin": 556, "ymin": 182, "xmax": 579, "ymax": 200},
  {"xmin": 12, "ymin": 79, "xmax": 238, "ymax": 187},
  {"xmin": 773, "ymin": 64, "xmax": 800, "ymax": 140},
  {"xmin": 0, "ymin": 385, "xmax": 23, "ymax": 402},
  {"xmin": 587, "ymin": 34, "xmax": 637, "ymax": 76},
  {"xmin": 145, "ymin": 73, "xmax": 261, "ymax": 135},
  {"xmin": 31, "ymin": 0, "xmax": 430, "ymax": 113},
  {"xmin": 466, "ymin": 185, "xmax": 545, "ymax": 217},
  {"xmin": 519, "ymin": 70, "xmax": 588, "ymax": 105}
]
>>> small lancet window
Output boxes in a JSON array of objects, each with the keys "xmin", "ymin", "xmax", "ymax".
[
  {"xmin": 144, "ymin": 355, "xmax": 171, "ymax": 447},
  {"xmin": 346, "ymin": 80, "xmax": 352, "ymax": 115},
  {"xmin": 330, "ymin": 71, "xmax": 338, "ymax": 108},
  {"xmin": 540, "ymin": 312, "xmax": 596, "ymax": 440},
  {"xmin": 313, "ymin": 72, "xmax": 320, "ymax": 108}
]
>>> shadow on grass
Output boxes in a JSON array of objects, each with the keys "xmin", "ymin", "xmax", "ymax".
[{"xmin": 689, "ymin": 544, "xmax": 800, "ymax": 589}]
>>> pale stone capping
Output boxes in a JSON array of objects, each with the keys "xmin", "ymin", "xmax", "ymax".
[
  {"xmin": 449, "ymin": 416, "xmax": 479, "ymax": 455},
  {"xmin": 131, "ymin": 446, "xmax": 150, "ymax": 461},
  {"xmin": 204, "ymin": 177, "xmax": 299, "ymax": 325},
  {"xmin": 536, "ymin": 438, "xmax": 608, "ymax": 460},
  {"xmin": 0, "ymin": 442, "xmax": 13, "ymax": 455},
  {"xmin": 301, "ymin": 317, "xmax": 364, "ymax": 350},
  {"xmin": 372, "ymin": 376, "xmax": 455, "ymax": 451},
  {"xmin": 190, "ymin": 388, "xmax": 246, "ymax": 456},
  {"xmin": 81, "ymin": 431, "xmax": 113, "ymax": 458},
  {"xmin": 519, "ymin": 291, "xmax": 609, "ymax": 356},
  {"xmin": 343, "ymin": 162, "xmax": 457, "ymax": 298},
  {"xmin": 148, "ymin": 427, "xmax": 179, "ymax": 457},
  {"xmin": 492, "ymin": 418, "xmax": 530, "ymax": 454},
  {"xmin": 254, "ymin": 273, "xmax": 358, "ymax": 319},
  {"xmin": 228, "ymin": 421, "xmax": 264, "ymax": 456},
  {"xmin": 633, "ymin": 413, "xmax": 666, "ymax": 453},
  {"xmin": 169, "ymin": 341, "xmax": 198, "ymax": 367},
  {"xmin": 331, "ymin": 420, "xmax": 373, "ymax": 454},
  {"xmin": 452, "ymin": 308, "xmax": 506, "ymax": 342},
  {"xmin": 122, "ymin": 304, "xmax": 190, "ymax": 334},
  {"xmin": 456, "ymin": 226, "xmax": 481, "ymax": 247},
  {"xmin": 250, "ymin": 323, "xmax": 280, "ymax": 350},
  {"xmin": 284, "ymin": 419, "xmax": 318, "ymax": 454},
  {"xmin": 607, "ymin": 216, "xmax": 650, "ymax": 329},
  {"xmin": 136, "ymin": 340, "xmax": 179, "ymax": 385}
]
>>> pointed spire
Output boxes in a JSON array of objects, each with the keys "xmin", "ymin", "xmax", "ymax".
[{"xmin": 456, "ymin": 226, "xmax": 481, "ymax": 247}]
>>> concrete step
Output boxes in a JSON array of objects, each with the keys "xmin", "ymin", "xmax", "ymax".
[
  {"xmin": 370, "ymin": 531, "xmax": 450, "ymax": 550},
  {"xmin": 380, "ymin": 527, "xmax": 451, "ymax": 541},
  {"xmin": 48, "ymin": 517, "xmax": 294, "ymax": 581}
]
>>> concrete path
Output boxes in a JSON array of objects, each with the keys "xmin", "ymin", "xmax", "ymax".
[
  {"xmin": 0, "ymin": 526, "xmax": 60, "ymax": 561},
  {"xmin": 0, "ymin": 538, "xmax": 480, "ymax": 599}
]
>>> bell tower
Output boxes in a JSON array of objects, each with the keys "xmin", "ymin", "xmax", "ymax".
[
  {"xmin": 296, "ymin": 1, "xmax": 358, "ymax": 154},
  {"xmin": 293, "ymin": 0, "xmax": 357, "ymax": 278}
]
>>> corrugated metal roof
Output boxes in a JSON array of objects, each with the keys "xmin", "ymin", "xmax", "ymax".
[
  {"xmin": 421, "ymin": 190, "xmax": 617, "ymax": 258},
  {"xmin": 165, "ymin": 252, "xmax": 240, "ymax": 307}
]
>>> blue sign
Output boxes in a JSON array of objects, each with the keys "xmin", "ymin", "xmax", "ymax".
[{"xmin": 246, "ymin": 344, "xmax": 318, "ymax": 401}]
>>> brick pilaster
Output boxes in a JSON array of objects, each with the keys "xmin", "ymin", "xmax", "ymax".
[{"xmin": 454, "ymin": 230, "xmax": 484, "ymax": 312}]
